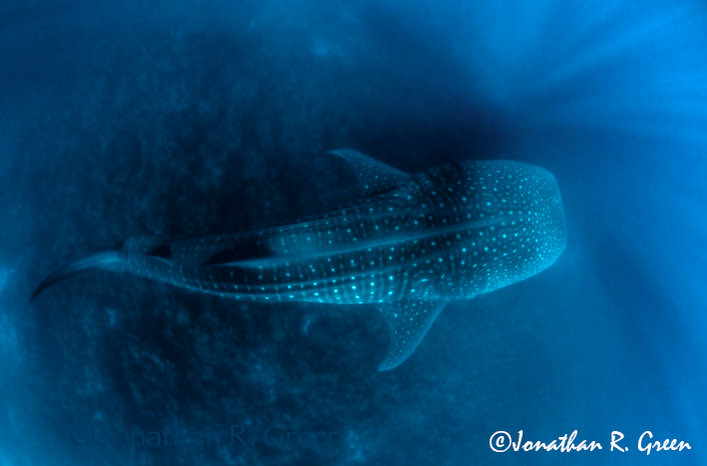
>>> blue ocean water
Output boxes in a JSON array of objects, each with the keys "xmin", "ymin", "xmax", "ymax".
[{"xmin": 2, "ymin": 0, "xmax": 706, "ymax": 464}]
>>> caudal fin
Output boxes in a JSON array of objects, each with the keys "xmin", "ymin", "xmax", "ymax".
[{"xmin": 30, "ymin": 250, "xmax": 125, "ymax": 302}]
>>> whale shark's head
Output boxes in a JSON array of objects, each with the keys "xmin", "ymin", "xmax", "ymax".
[
  {"xmin": 452, "ymin": 160, "xmax": 567, "ymax": 296},
  {"xmin": 527, "ymin": 163, "xmax": 567, "ymax": 267}
]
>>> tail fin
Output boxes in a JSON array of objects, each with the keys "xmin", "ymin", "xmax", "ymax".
[{"xmin": 30, "ymin": 250, "xmax": 125, "ymax": 302}]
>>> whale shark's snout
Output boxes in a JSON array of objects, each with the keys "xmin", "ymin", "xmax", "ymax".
[{"xmin": 534, "ymin": 166, "xmax": 567, "ymax": 267}]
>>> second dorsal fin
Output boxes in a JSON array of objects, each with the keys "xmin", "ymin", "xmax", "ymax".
[{"xmin": 327, "ymin": 149, "xmax": 409, "ymax": 198}]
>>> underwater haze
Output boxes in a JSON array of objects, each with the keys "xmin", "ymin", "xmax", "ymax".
[{"xmin": 2, "ymin": 0, "xmax": 707, "ymax": 464}]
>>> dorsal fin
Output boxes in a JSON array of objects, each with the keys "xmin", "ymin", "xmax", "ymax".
[
  {"xmin": 145, "ymin": 243, "xmax": 172, "ymax": 265},
  {"xmin": 201, "ymin": 241, "xmax": 271, "ymax": 267},
  {"xmin": 375, "ymin": 299, "xmax": 447, "ymax": 371},
  {"xmin": 327, "ymin": 149, "xmax": 409, "ymax": 198}
]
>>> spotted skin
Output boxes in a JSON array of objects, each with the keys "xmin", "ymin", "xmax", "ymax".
[{"xmin": 31, "ymin": 152, "xmax": 566, "ymax": 370}]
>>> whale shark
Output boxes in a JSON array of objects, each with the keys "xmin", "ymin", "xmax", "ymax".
[{"xmin": 30, "ymin": 150, "xmax": 566, "ymax": 370}]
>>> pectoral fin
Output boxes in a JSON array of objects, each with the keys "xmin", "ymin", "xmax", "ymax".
[
  {"xmin": 327, "ymin": 149, "xmax": 409, "ymax": 198},
  {"xmin": 375, "ymin": 299, "xmax": 447, "ymax": 371}
]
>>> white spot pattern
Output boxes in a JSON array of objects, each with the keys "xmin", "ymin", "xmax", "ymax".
[{"xmin": 116, "ymin": 157, "xmax": 566, "ymax": 369}]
